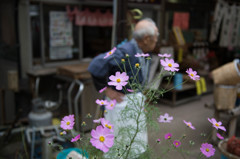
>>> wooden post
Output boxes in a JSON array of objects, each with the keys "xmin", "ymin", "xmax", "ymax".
[{"xmin": 116, "ymin": 0, "xmax": 127, "ymax": 44}]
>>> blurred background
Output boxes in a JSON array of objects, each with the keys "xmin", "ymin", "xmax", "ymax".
[{"xmin": 0, "ymin": 0, "xmax": 240, "ymax": 158}]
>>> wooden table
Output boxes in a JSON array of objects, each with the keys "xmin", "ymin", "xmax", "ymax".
[{"xmin": 57, "ymin": 63, "xmax": 91, "ymax": 80}]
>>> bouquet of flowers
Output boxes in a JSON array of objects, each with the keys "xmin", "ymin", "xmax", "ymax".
[{"xmin": 50, "ymin": 49, "xmax": 227, "ymax": 159}]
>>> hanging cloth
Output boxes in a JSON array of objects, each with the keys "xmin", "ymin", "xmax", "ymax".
[
  {"xmin": 75, "ymin": 8, "xmax": 87, "ymax": 26},
  {"xmin": 96, "ymin": 9, "xmax": 108, "ymax": 27},
  {"xmin": 209, "ymin": 0, "xmax": 227, "ymax": 43}
]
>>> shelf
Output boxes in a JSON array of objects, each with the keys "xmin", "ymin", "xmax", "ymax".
[{"xmin": 159, "ymin": 82, "xmax": 200, "ymax": 106}]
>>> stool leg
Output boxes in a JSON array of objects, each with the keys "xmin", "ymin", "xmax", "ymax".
[
  {"xmin": 67, "ymin": 81, "xmax": 75, "ymax": 114},
  {"xmin": 74, "ymin": 80, "xmax": 84, "ymax": 131}
]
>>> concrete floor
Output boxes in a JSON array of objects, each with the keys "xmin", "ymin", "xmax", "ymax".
[
  {"xmin": 148, "ymin": 93, "xmax": 223, "ymax": 159},
  {"xmin": 1, "ymin": 93, "xmax": 237, "ymax": 159}
]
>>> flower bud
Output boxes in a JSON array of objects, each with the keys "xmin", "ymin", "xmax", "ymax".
[
  {"xmin": 81, "ymin": 121, "xmax": 86, "ymax": 126},
  {"xmin": 135, "ymin": 63, "xmax": 140, "ymax": 68},
  {"xmin": 86, "ymin": 113, "xmax": 92, "ymax": 118}
]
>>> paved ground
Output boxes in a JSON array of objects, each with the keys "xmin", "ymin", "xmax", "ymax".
[{"xmin": 148, "ymin": 94, "xmax": 223, "ymax": 159}]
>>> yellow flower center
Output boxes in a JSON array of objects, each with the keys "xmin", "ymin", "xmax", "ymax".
[
  {"xmin": 60, "ymin": 132, "xmax": 63, "ymax": 136},
  {"xmin": 101, "ymin": 102, "xmax": 104, "ymax": 105},
  {"xmin": 99, "ymin": 136, "xmax": 105, "ymax": 142},
  {"xmin": 108, "ymin": 51, "xmax": 112, "ymax": 55},
  {"xmin": 66, "ymin": 121, "xmax": 70, "ymax": 125},
  {"xmin": 121, "ymin": 59, "xmax": 125, "ymax": 62},
  {"xmin": 111, "ymin": 104, "xmax": 113, "ymax": 107},
  {"xmin": 215, "ymin": 123, "xmax": 219, "ymax": 127},
  {"xmin": 116, "ymin": 79, "xmax": 121, "ymax": 83},
  {"xmin": 168, "ymin": 136, "xmax": 171, "ymax": 139},
  {"xmin": 168, "ymin": 63, "xmax": 172, "ymax": 67},
  {"xmin": 105, "ymin": 124, "xmax": 112, "ymax": 129},
  {"xmin": 187, "ymin": 124, "xmax": 191, "ymax": 127},
  {"xmin": 206, "ymin": 148, "xmax": 209, "ymax": 152},
  {"xmin": 190, "ymin": 73, "xmax": 194, "ymax": 77},
  {"xmin": 175, "ymin": 142, "xmax": 178, "ymax": 145},
  {"xmin": 135, "ymin": 63, "xmax": 140, "ymax": 67}
]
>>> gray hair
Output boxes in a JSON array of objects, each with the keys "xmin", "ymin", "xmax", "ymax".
[{"xmin": 132, "ymin": 18, "xmax": 157, "ymax": 40}]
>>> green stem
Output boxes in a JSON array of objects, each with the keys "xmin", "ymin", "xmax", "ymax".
[
  {"xmin": 124, "ymin": 109, "xmax": 141, "ymax": 159},
  {"xmin": 128, "ymin": 58, "xmax": 135, "ymax": 79},
  {"xmin": 114, "ymin": 58, "xmax": 124, "ymax": 72}
]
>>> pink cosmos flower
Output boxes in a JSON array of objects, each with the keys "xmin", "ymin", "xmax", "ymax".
[
  {"xmin": 142, "ymin": 53, "xmax": 150, "ymax": 57},
  {"xmin": 105, "ymin": 99, "xmax": 117, "ymax": 110},
  {"xmin": 200, "ymin": 143, "xmax": 215, "ymax": 158},
  {"xmin": 90, "ymin": 125, "xmax": 114, "ymax": 153},
  {"xmin": 60, "ymin": 114, "xmax": 75, "ymax": 130},
  {"xmin": 99, "ymin": 87, "xmax": 107, "ymax": 93},
  {"xmin": 135, "ymin": 53, "xmax": 150, "ymax": 57},
  {"xmin": 173, "ymin": 140, "xmax": 181, "ymax": 147},
  {"xmin": 186, "ymin": 68, "xmax": 200, "ymax": 81},
  {"xmin": 96, "ymin": 99, "xmax": 108, "ymax": 106},
  {"xmin": 160, "ymin": 58, "xmax": 179, "ymax": 72},
  {"xmin": 127, "ymin": 89, "xmax": 134, "ymax": 93},
  {"xmin": 216, "ymin": 133, "xmax": 224, "ymax": 140},
  {"xmin": 183, "ymin": 120, "xmax": 195, "ymax": 130},
  {"xmin": 165, "ymin": 133, "xmax": 172, "ymax": 140},
  {"xmin": 104, "ymin": 47, "xmax": 116, "ymax": 59},
  {"xmin": 158, "ymin": 53, "xmax": 171, "ymax": 58},
  {"xmin": 100, "ymin": 118, "xmax": 114, "ymax": 132},
  {"xmin": 158, "ymin": 113, "xmax": 173, "ymax": 123},
  {"xmin": 108, "ymin": 72, "xmax": 129, "ymax": 90},
  {"xmin": 93, "ymin": 118, "xmax": 102, "ymax": 124},
  {"xmin": 208, "ymin": 118, "xmax": 226, "ymax": 131},
  {"xmin": 71, "ymin": 134, "xmax": 81, "ymax": 142}
]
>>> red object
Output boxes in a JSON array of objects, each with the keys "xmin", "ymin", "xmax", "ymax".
[
  {"xmin": 105, "ymin": 10, "xmax": 113, "ymax": 26},
  {"xmin": 227, "ymin": 136, "xmax": 240, "ymax": 157},
  {"xmin": 66, "ymin": 5, "xmax": 75, "ymax": 22},
  {"xmin": 75, "ymin": 9, "xmax": 87, "ymax": 26},
  {"xmin": 173, "ymin": 12, "xmax": 189, "ymax": 30},
  {"xmin": 85, "ymin": 9, "xmax": 98, "ymax": 26},
  {"xmin": 96, "ymin": 9, "xmax": 108, "ymax": 27},
  {"xmin": 75, "ymin": 8, "xmax": 113, "ymax": 27}
]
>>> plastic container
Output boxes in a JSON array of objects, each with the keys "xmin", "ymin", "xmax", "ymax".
[{"xmin": 174, "ymin": 73, "xmax": 183, "ymax": 90}]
